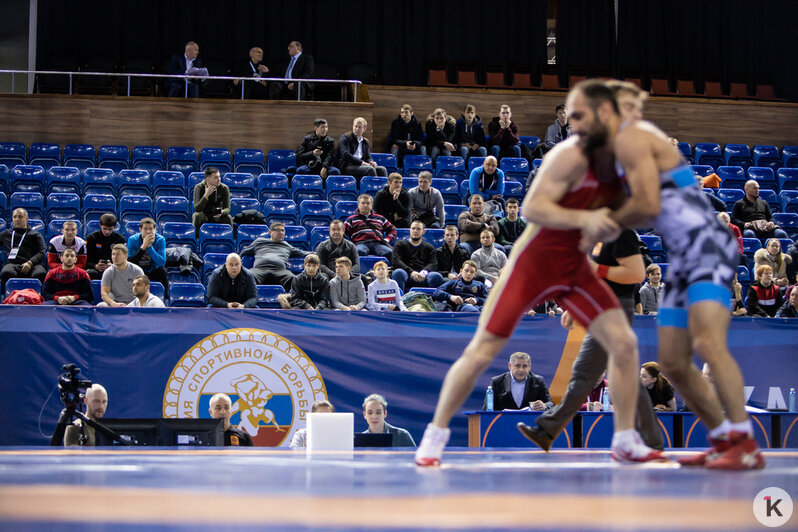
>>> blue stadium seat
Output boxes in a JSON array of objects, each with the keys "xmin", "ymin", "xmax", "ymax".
[
  {"xmin": 395, "ymin": 228, "xmax": 410, "ymax": 241},
  {"xmin": 677, "ymin": 142, "xmax": 693, "ymax": 164},
  {"xmin": 162, "ymin": 222, "xmax": 198, "ymax": 252},
  {"xmin": 90, "ymin": 279, "xmax": 102, "ymax": 303},
  {"xmin": 467, "ymin": 157, "xmax": 486, "ymax": 175},
  {"xmin": 326, "ymin": 175, "xmax": 358, "ymax": 204},
  {"xmin": 424, "ymin": 228, "xmax": 445, "ymax": 248},
  {"xmin": 0, "ymin": 216, "xmax": 7, "ymax": 233},
  {"xmin": 82, "ymin": 194, "xmax": 116, "ymax": 224},
  {"xmin": 435, "ymin": 156, "xmax": 467, "ymax": 181},
  {"xmin": 759, "ymin": 189, "xmax": 780, "ymax": 213},
  {"xmin": 310, "ymin": 226, "xmax": 330, "ymax": 250},
  {"xmin": 187, "ymin": 172, "xmax": 205, "ymax": 195},
  {"xmin": 689, "ymin": 165, "xmax": 715, "ymax": 182},
  {"xmin": 230, "ymin": 198, "xmax": 260, "ymax": 218},
  {"xmin": 124, "ymin": 220, "xmax": 143, "ymax": 238},
  {"xmin": 292, "ymin": 174, "xmax": 325, "ymax": 203},
  {"xmin": 334, "ymin": 200, "xmax": 358, "ymax": 221},
  {"xmin": 783, "ymin": 146, "xmax": 798, "ymax": 169},
  {"xmin": 504, "ymin": 181, "xmax": 525, "ymax": 202},
  {"xmin": 0, "ymin": 142, "xmax": 27, "ymax": 169},
  {"xmin": 117, "ymin": 169, "xmax": 152, "ymax": 197},
  {"xmin": 132, "ymin": 146, "xmax": 164, "ymax": 174},
  {"xmin": 741, "ymin": 238, "xmax": 762, "ymax": 269},
  {"xmin": 0, "ymin": 164, "xmax": 8, "ymax": 195},
  {"xmin": 29, "ymin": 143, "xmax": 61, "ymax": 170},
  {"xmin": 693, "ymin": 143, "xmax": 724, "ymax": 170},
  {"xmin": 716, "ymin": 188, "xmax": 745, "ymax": 210},
  {"xmin": 166, "ymin": 146, "xmax": 199, "ymax": 177},
  {"xmin": 752, "ymin": 145, "xmax": 781, "ymax": 171},
  {"xmin": 747, "ymin": 167, "xmax": 778, "ymax": 192},
  {"xmin": 257, "ymin": 285, "xmax": 285, "ymax": 308},
  {"xmin": 236, "ymin": 224, "xmax": 270, "ymax": 252},
  {"xmin": 371, "ymin": 153, "xmax": 398, "ymax": 175},
  {"xmin": 0, "ymin": 191, "xmax": 6, "ymax": 221},
  {"xmin": 772, "ymin": 213, "xmax": 798, "ymax": 240},
  {"xmin": 82, "ymin": 168, "xmax": 116, "ymax": 196},
  {"xmin": 118, "ymin": 195, "xmax": 154, "ymax": 225},
  {"xmin": 200, "ymin": 147, "xmax": 232, "ymax": 175},
  {"xmin": 723, "ymin": 144, "xmax": 752, "ymax": 169},
  {"xmin": 736, "ymin": 265, "xmax": 751, "ymax": 293},
  {"xmin": 233, "ymin": 149, "xmax": 266, "ymax": 176},
  {"xmin": 432, "ymin": 178, "xmax": 461, "ymax": 205},
  {"xmin": 267, "ymin": 150, "xmax": 296, "ymax": 174},
  {"xmin": 284, "ymin": 225, "xmax": 309, "ymax": 250},
  {"xmin": 639, "ymin": 235, "xmax": 667, "ymax": 263},
  {"xmin": 97, "ymin": 145, "xmax": 130, "ymax": 173},
  {"xmin": 9, "ymin": 192, "xmax": 44, "ymax": 221},
  {"xmin": 10, "ymin": 165, "xmax": 46, "ymax": 195},
  {"xmin": 403, "ymin": 155, "xmax": 432, "ymax": 177},
  {"xmin": 46, "ymin": 193, "xmax": 81, "ymax": 223},
  {"xmin": 358, "ymin": 255, "xmax": 384, "ymax": 273},
  {"xmin": 402, "ymin": 177, "xmax": 417, "ymax": 191},
  {"xmin": 519, "ymin": 136, "xmax": 541, "ymax": 151},
  {"xmin": 298, "ymin": 199, "xmax": 333, "ymax": 230},
  {"xmin": 202, "ymin": 253, "xmax": 228, "ymax": 285},
  {"xmin": 4, "ymin": 278, "xmax": 42, "ymax": 298},
  {"xmin": 199, "ymin": 223, "xmax": 235, "ymax": 255},
  {"xmin": 223, "ymin": 172, "xmax": 256, "ymax": 199},
  {"xmin": 716, "ymin": 166, "xmax": 746, "ymax": 190},
  {"xmin": 257, "ymin": 173, "xmax": 290, "ymax": 201},
  {"xmin": 777, "ymin": 168, "xmax": 798, "ymax": 191},
  {"xmin": 46, "ymin": 219, "xmax": 82, "ymax": 242},
  {"xmin": 459, "ymin": 181, "xmax": 470, "ymax": 202},
  {"xmin": 154, "ymin": 196, "xmax": 190, "ymax": 226},
  {"xmin": 64, "ymin": 144, "xmax": 96, "ymax": 172},
  {"xmin": 152, "ymin": 170, "xmax": 186, "ymax": 199},
  {"xmin": 262, "ymin": 199, "xmax": 298, "ymax": 225},
  {"xmin": 359, "ymin": 176, "xmax": 387, "ymax": 198},
  {"xmin": 444, "ymin": 204, "xmax": 468, "ymax": 226},
  {"xmin": 26, "ymin": 218, "xmax": 44, "ymax": 234},
  {"xmin": 46, "ymin": 166, "xmax": 81, "ymax": 195},
  {"xmin": 500, "ymin": 157, "xmax": 529, "ymax": 182},
  {"xmin": 169, "ymin": 283, "xmax": 206, "ymax": 307},
  {"xmin": 780, "ymin": 190, "xmax": 798, "ymax": 214},
  {"xmin": 149, "ymin": 281, "xmax": 166, "ymax": 302}
]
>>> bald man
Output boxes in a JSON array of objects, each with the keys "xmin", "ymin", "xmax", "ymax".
[
  {"xmin": 64, "ymin": 384, "xmax": 108, "ymax": 447},
  {"xmin": 209, "ymin": 393, "xmax": 253, "ymax": 446},
  {"xmin": 235, "ymin": 46, "xmax": 269, "ymax": 99},
  {"xmin": 206, "ymin": 252, "xmax": 258, "ymax": 308}
]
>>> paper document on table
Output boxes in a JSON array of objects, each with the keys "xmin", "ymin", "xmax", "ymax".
[{"xmin": 187, "ymin": 67, "xmax": 208, "ymax": 78}]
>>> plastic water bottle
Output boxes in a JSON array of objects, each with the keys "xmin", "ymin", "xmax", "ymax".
[
  {"xmin": 486, "ymin": 385, "xmax": 494, "ymax": 411},
  {"xmin": 601, "ymin": 387, "xmax": 611, "ymax": 412},
  {"xmin": 790, "ymin": 388, "xmax": 796, "ymax": 413}
]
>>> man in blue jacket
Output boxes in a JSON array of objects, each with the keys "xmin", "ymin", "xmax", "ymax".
[
  {"xmin": 127, "ymin": 218, "xmax": 168, "ymax": 298},
  {"xmin": 432, "ymin": 260, "xmax": 488, "ymax": 312}
]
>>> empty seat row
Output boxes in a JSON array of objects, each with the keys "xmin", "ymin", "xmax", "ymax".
[
  {"xmin": 681, "ymin": 143, "xmax": 798, "ymax": 171},
  {"xmin": 689, "ymin": 165, "xmax": 798, "ymax": 192}
]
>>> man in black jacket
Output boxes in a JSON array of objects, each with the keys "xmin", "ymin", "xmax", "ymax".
[
  {"xmin": 315, "ymin": 220, "xmax": 360, "ymax": 279},
  {"xmin": 269, "ymin": 41, "xmax": 314, "ymax": 100},
  {"xmin": 0, "ymin": 208, "xmax": 46, "ymax": 293},
  {"xmin": 388, "ymin": 104, "xmax": 426, "ymax": 166},
  {"xmin": 166, "ymin": 41, "xmax": 204, "ymax": 98},
  {"xmin": 435, "ymin": 225, "xmax": 470, "ymax": 281},
  {"xmin": 234, "ymin": 46, "xmax": 269, "ymax": 100},
  {"xmin": 278, "ymin": 254, "xmax": 330, "ymax": 309},
  {"xmin": 296, "ymin": 118, "xmax": 340, "ymax": 179},
  {"xmin": 338, "ymin": 117, "xmax": 387, "ymax": 180},
  {"xmin": 206, "ymin": 253, "xmax": 258, "ymax": 308},
  {"xmin": 484, "ymin": 352, "xmax": 554, "ymax": 411},
  {"xmin": 391, "ymin": 220, "xmax": 444, "ymax": 291},
  {"xmin": 374, "ymin": 172, "xmax": 411, "ymax": 228}
]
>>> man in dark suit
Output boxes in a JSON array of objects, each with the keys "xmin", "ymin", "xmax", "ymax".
[
  {"xmin": 484, "ymin": 352, "xmax": 554, "ymax": 411},
  {"xmin": 234, "ymin": 46, "xmax": 269, "ymax": 100},
  {"xmin": 166, "ymin": 41, "xmax": 204, "ymax": 98},
  {"xmin": 269, "ymin": 40, "xmax": 314, "ymax": 100},
  {"xmin": 337, "ymin": 117, "xmax": 388, "ymax": 181}
]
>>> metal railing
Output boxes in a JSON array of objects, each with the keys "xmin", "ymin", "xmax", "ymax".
[{"xmin": 0, "ymin": 69, "xmax": 363, "ymax": 102}]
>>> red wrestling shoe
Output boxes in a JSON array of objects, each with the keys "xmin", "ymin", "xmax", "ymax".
[{"xmin": 705, "ymin": 431, "xmax": 765, "ymax": 471}]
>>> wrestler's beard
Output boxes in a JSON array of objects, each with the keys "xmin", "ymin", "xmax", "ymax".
[{"xmin": 578, "ymin": 121, "xmax": 609, "ymax": 154}]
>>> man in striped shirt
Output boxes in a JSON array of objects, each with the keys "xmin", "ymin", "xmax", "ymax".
[{"xmin": 344, "ymin": 194, "xmax": 396, "ymax": 261}]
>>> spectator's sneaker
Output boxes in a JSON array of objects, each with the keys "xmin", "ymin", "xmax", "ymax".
[
  {"xmin": 705, "ymin": 431, "xmax": 765, "ymax": 471},
  {"xmin": 414, "ymin": 424, "xmax": 450, "ymax": 467},
  {"xmin": 677, "ymin": 436, "xmax": 732, "ymax": 467},
  {"xmin": 517, "ymin": 422, "xmax": 554, "ymax": 452},
  {"xmin": 611, "ymin": 431, "xmax": 667, "ymax": 463}
]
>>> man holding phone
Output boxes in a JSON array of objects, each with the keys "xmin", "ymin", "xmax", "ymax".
[
  {"xmin": 85, "ymin": 213, "xmax": 126, "ymax": 280},
  {"xmin": 192, "ymin": 167, "xmax": 232, "ymax": 236}
]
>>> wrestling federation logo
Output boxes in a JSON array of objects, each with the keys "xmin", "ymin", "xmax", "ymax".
[{"xmin": 163, "ymin": 328, "xmax": 327, "ymax": 446}]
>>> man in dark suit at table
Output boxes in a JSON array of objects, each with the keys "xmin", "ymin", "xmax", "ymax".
[
  {"xmin": 484, "ymin": 352, "xmax": 554, "ymax": 411},
  {"xmin": 166, "ymin": 41, "xmax": 205, "ymax": 98},
  {"xmin": 269, "ymin": 40, "xmax": 314, "ymax": 100}
]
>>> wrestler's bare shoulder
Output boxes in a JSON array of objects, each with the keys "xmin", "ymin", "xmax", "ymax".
[{"xmin": 541, "ymin": 137, "xmax": 589, "ymax": 180}]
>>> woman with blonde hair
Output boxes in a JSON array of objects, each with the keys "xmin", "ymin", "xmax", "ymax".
[{"xmin": 753, "ymin": 238, "xmax": 791, "ymax": 287}]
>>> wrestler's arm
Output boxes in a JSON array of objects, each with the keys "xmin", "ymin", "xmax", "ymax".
[{"xmin": 609, "ymin": 129, "xmax": 661, "ymax": 227}]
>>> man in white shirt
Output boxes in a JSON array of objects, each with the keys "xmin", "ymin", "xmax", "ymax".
[{"xmin": 127, "ymin": 275, "xmax": 165, "ymax": 307}]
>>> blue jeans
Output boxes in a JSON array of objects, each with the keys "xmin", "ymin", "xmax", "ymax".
[
  {"xmin": 429, "ymin": 146, "xmax": 452, "ymax": 164},
  {"xmin": 296, "ymin": 165, "xmax": 340, "ymax": 176},
  {"xmin": 458, "ymin": 146, "xmax": 488, "ymax": 162},
  {"xmin": 456, "ymin": 303, "xmax": 481, "ymax": 312},
  {"xmin": 392, "ymin": 269, "xmax": 445, "ymax": 291},
  {"xmin": 490, "ymin": 145, "xmax": 521, "ymax": 160},
  {"xmin": 356, "ymin": 241, "xmax": 393, "ymax": 260},
  {"xmin": 743, "ymin": 228, "xmax": 789, "ymax": 240}
]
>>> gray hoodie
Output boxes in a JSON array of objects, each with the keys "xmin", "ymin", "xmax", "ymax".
[{"xmin": 329, "ymin": 276, "xmax": 366, "ymax": 310}]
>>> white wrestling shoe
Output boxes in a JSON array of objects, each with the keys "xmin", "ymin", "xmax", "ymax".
[
  {"xmin": 414, "ymin": 424, "xmax": 451, "ymax": 467},
  {"xmin": 611, "ymin": 430, "xmax": 667, "ymax": 463}
]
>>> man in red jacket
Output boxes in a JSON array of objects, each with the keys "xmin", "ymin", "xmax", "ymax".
[{"xmin": 42, "ymin": 248, "xmax": 93, "ymax": 305}]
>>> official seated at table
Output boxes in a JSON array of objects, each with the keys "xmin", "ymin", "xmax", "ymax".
[{"xmin": 484, "ymin": 352, "xmax": 554, "ymax": 411}]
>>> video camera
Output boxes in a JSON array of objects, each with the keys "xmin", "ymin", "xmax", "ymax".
[{"xmin": 57, "ymin": 363, "xmax": 92, "ymax": 408}]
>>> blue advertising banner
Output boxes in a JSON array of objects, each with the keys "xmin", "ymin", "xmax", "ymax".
[{"xmin": 0, "ymin": 306, "xmax": 796, "ymax": 447}]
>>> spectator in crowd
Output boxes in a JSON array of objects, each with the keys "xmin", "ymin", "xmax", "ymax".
[
  {"xmin": 487, "ymin": 104, "xmax": 520, "ymax": 160},
  {"xmin": 127, "ymin": 274, "xmax": 165, "ymax": 308},
  {"xmin": 484, "ymin": 352, "xmax": 554, "ymax": 411},
  {"xmin": 454, "ymin": 104, "xmax": 488, "ymax": 162},
  {"xmin": 315, "ymin": 220, "xmax": 360, "ymax": 280},
  {"xmin": 639, "ymin": 264, "xmax": 664, "ymax": 315},
  {"xmin": 209, "ymin": 393, "xmax": 253, "ymax": 447},
  {"xmin": 754, "ymin": 238, "xmax": 792, "ymax": 288},
  {"xmin": 295, "ymin": 118, "xmax": 340, "ymax": 179},
  {"xmin": 128, "ymin": 218, "xmax": 169, "ymax": 298},
  {"xmin": 468, "ymin": 155, "xmax": 505, "ymax": 209},
  {"xmin": 290, "ymin": 400, "xmax": 335, "ymax": 448},
  {"xmin": 207, "ymin": 252, "xmax": 257, "ymax": 308},
  {"xmin": 344, "ymin": 194, "xmax": 396, "ymax": 259},
  {"xmin": 639, "ymin": 362, "xmax": 676, "ymax": 412},
  {"xmin": 362, "ymin": 394, "xmax": 415, "ymax": 447},
  {"xmin": 497, "ymin": 198, "xmax": 526, "ymax": 255},
  {"xmin": 731, "ymin": 273, "xmax": 748, "ymax": 316},
  {"xmin": 388, "ymin": 104, "xmax": 425, "ymax": 165},
  {"xmin": 424, "ymin": 108, "xmax": 456, "ymax": 163},
  {"xmin": 0, "ymin": 208, "xmax": 46, "ymax": 293},
  {"xmin": 85, "ymin": 213, "xmax": 126, "ymax": 280},
  {"xmin": 542, "ymin": 104, "xmax": 571, "ymax": 154},
  {"xmin": 269, "ymin": 40, "xmax": 314, "ymax": 100},
  {"xmin": 732, "ymin": 180, "xmax": 789, "ymax": 239},
  {"xmin": 338, "ymin": 117, "xmax": 387, "ymax": 180},
  {"xmin": 47, "ymin": 220, "xmax": 87, "ymax": 269},
  {"xmin": 435, "ymin": 225, "xmax": 469, "ymax": 281},
  {"xmin": 64, "ymin": 384, "xmax": 107, "ymax": 447},
  {"xmin": 391, "ymin": 220, "xmax": 443, "ymax": 291},
  {"xmin": 166, "ymin": 41, "xmax": 205, "ymax": 98},
  {"xmin": 374, "ymin": 172, "xmax": 411, "ymax": 228},
  {"xmin": 98, "ymin": 244, "xmax": 144, "ymax": 307},
  {"xmin": 471, "ymin": 229, "xmax": 507, "ymax": 286},
  {"xmin": 42, "ymin": 248, "xmax": 93, "ymax": 305},
  {"xmin": 192, "ymin": 167, "xmax": 232, "ymax": 236},
  {"xmin": 776, "ymin": 285, "xmax": 798, "ymax": 317},
  {"xmin": 746, "ymin": 264, "xmax": 783, "ymax": 317},
  {"xmin": 366, "ymin": 261, "xmax": 407, "ymax": 311},
  {"xmin": 234, "ymin": 46, "xmax": 269, "ymax": 100},
  {"xmin": 329, "ymin": 257, "xmax": 366, "ymax": 311},
  {"xmin": 717, "ymin": 212, "xmax": 743, "ymax": 257},
  {"xmin": 407, "ymin": 171, "xmax": 445, "ymax": 229},
  {"xmin": 278, "ymin": 254, "xmax": 329, "ymax": 310},
  {"xmin": 458, "ymin": 195, "xmax": 501, "ymax": 255},
  {"xmin": 432, "ymin": 260, "xmax": 488, "ymax": 312},
  {"xmin": 240, "ymin": 222, "xmax": 307, "ymax": 290}
]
